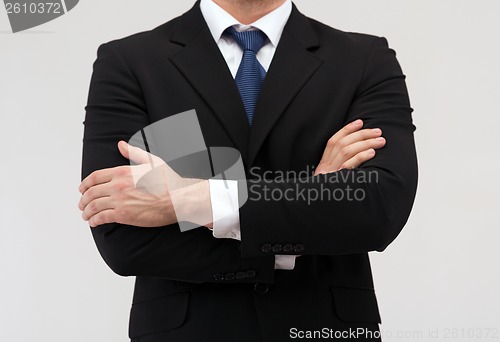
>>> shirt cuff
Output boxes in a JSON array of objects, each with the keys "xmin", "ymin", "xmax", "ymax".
[
  {"xmin": 209, "ymin": 180, "xmax": 297, "ymax": 271},
  {"xmin": 209, "ymin": 179, "xmax": 241, "ymax": 240},
  {"xmin": 275, "ymin": 255, "xmax": 297, "ymax": 270}
]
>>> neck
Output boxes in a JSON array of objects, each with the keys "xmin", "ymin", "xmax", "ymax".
[{"xmin": 212, "ymin": 0, "xmax": 287, "ymax": 25}]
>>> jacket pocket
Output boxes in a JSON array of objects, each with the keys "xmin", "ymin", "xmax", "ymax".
[
  {"xmin": 129, "ymin": 290, "xmax": 190, "ymax": 339},
  {"xmin": 330, "ymin": 286, "xmax": 382, "ymax": 323}
]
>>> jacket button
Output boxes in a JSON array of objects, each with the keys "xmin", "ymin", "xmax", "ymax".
[
  {"xmin": 271, "ymin": 244, "xmax": 282, "ymax": 253},
  {"xmin": 225, "ymin": 272, "xmax": 235, "ymax": 281},
  {"xmin": 261, "ymin": 243, "xmax": 272, "ymax": 253},
  {"xmin": 283, "ymin": 244, "xmax": 293, "ymax": 253},
  {"xmin": 254, "ymin": 283, "xmax": 269, "ymax": 295},
  {"xmin": 236, "ymin": 271, "xmax": 246, "ymax": 280},
  {"xmin": 293, "ymin": 244, "xmax": 304, "ymax": 253},
  {"xmin": 213, "ymin": 273, "xmax": 224, "ymax": 281},
  {"xmin": 245, "ymin": 270, "xmax": 256, "ymax": 279}
]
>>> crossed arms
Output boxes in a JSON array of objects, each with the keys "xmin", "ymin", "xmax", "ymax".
[{"xmin": 79, "ymin": 38, "xmax": 417, "ymax": 282}]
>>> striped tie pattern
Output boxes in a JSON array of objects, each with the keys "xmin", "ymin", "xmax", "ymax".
[{"xmin": 224, "ymin": 26, "xmax": 268, "ymax": 125}]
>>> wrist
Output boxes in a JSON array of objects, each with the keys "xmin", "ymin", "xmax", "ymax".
[{"xmin": 170, "ymin": 179, "xmax": 213, "ymax": 228}]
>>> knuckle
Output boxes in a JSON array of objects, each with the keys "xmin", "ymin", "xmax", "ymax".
[
  {"xmin": 115, "ymin": 181, "xmax": 129, "ymax": 192},
  {"xmin": 83, "ymin": 209, "xmax": 92, "ymax": 221},
  {"xmin": 118, "ymin": 166, "xmax": 131, "ymax": 177},
  {"xmin": 94, "ymin": 214, "xmax": 104, "ymax": 226},
  {"xmin": 101, "ymin": 212, "xmax": 112, "ymax": 225},
  {"xmin": 336, "ymin": 137, "xmax": 348, "ymax": 149},
  {"xmin": 85, "ymin": 187, "xmax": 93, "ymax": 199},
  {"xmin": 95, "ymin": 211, "xmax": 112, "ymax": 226},
  {"xmin": 89, "ymin": 200, "xmax": 98, "ymax": 212},
  {"xmin": 92, "ymin": 215, "xmax": 100, "ymax": 226},
  {"xmin": 116, "ymin": 166, "xmax": 127, "ymax": 176},
  {"xmin": 340, "ymin": 145, "xmax": 351, "ymax": 157},
  {"xmin": 326, "ymin": 137, "xmax": 336, "ymax": 148}
]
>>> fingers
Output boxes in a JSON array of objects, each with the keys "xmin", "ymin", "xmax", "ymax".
[
  {"xmin": 326, "ymin": 119, "xmax": 364, "ymax": 148},
  {"xmin": 88, "ymin": 209, "xmax": 116, "ymax": 228},
  {"xmin": 339, "ymin": 148, "xmax": 377, "ymax": 170},
  {"xmin": 82, "ymin": 197, "xmax": 113, "ymax": 222},
  {"xmin": 339, "ymin": 128, "xmax": 382, "ymax": 148},
  {"xmin": 79, "ymin": 169, "xmax": 114, "ymax": 194},
  {"xmin": 315, "ymin": 135, "xmax": 386, "ymax": 175},
  {"xmin": 79, "ymin": 182, "xmax": 112, "ymax": 211},
  {"xmin": 337, "ymin": 136, "xmax": 386, "ymax": 163},
  {"xmin": 316, "ymin": 146, "xmax": 378, "ymax": 175},
  {"xmin": 325, "ymin": 128, "xmax": 382, "ymax": 163},
  {"xmin": 321, "ymin": 121, "xmax": 376, "ymax": 163}
]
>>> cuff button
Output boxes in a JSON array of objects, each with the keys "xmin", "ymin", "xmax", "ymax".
[
  {"xmin": 272, "ymin": 244, "xmax": 283, "ymax": 253},
  {"xmin": 293, "ymin": 244, "xmax": 304, "ymax": 253},
  {"xmin": 261, "ymin": 243, "xmax": 272, "ymax": 253},
  {"xmin": 213, "ymin": 273, "xmax": 224, "ymax": 281},
  {"xmin": 245, "ymin": 270, "xmax": 256, "ymax": 279}
]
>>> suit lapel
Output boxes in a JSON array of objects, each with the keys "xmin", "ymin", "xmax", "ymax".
[
  {"xmin": 248, "ymin": 5, "xmax": 323, "ymax": 167},
  {"xmin": 169, "ymin": 2, "xmax": 251, "ymax": 162}
]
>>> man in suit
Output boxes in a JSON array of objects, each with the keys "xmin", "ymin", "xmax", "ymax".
[{"xmin": 79, "ymin": 0, "xmax": 417, "ymax": 341}]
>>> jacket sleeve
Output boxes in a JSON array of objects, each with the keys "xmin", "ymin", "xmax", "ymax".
[
  {"xmin": 82, "ymin": 42, "xmax": 275, "ymax": 283},
  {"xmin": 239, "ymin": 37, "xmax": 418, "ymax": 258}
]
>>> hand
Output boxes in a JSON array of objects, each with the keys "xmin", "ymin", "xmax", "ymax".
[
  {"xmin": 315, "ymin": 119, "xmax": 386, "ymax": 175},
  {"xmin": 78, "ymin": 141, "xmax": 212, "ymax": 228}
]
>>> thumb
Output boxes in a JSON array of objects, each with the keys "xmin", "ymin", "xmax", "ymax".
[
  {"xmin": 118, "ymin": 141, "xmax": 153, "ymax": 165},
  {"xmin": 118, "ymin": 140, "xmax": 130, "ymax": 159}
]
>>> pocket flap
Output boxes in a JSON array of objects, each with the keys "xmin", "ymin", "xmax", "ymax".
[
  {"xmin": 129, "ymin": 290, "xmax": 189, "ymax": 339},
  {"xmin": 330, "ymin": 286, "xmax": 382, "ymax": 323}
]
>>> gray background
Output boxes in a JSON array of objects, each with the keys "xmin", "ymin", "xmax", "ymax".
[{"xmin": 1, "ymin": 0, "xmax": 499, "ymax": 341}]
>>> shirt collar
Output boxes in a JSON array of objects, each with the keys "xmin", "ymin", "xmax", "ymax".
[{"xmin": 200, "ymin": 0, "xmax": 292, "ymax": 47}]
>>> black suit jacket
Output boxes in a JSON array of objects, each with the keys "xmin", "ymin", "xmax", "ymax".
[{"xmin": 82, "ymin": 2, "xmax": 417, "ymax": 341}]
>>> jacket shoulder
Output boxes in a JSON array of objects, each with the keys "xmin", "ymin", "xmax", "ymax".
[
  {"xmin": 95, "ymin": 16, "xmax": 182, "ymax": 55},
  {"xmin": 307, "ymin": 17, "xmax": 387, "ymax": 53}
]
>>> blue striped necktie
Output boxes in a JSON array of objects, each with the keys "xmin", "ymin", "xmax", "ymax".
[{"xmin": 223, "ymin": 26, "xmax": 268, "ymax": 125}]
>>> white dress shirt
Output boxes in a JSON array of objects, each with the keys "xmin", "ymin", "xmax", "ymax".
[{"xmin": 200, "ymin": 0, "xmax": 297, "ymax": 270}]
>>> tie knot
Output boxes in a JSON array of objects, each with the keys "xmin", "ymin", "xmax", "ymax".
[{"xmin": 223, "ymin": 26, "xmax": 268, "ymax": 53}]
